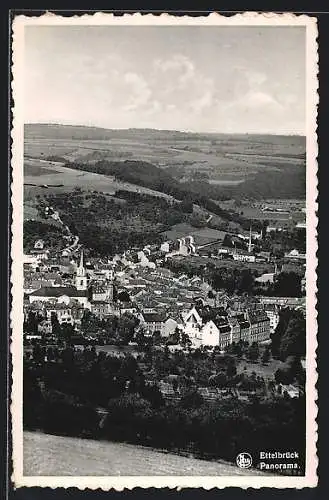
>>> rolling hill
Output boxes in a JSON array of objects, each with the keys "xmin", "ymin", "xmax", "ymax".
[{"xmin": 24, "ymin": 123, "xmax": 306, "ymax": 201}]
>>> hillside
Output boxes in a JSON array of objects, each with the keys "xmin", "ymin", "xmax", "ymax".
[
  {"xmin": 24, "ymin": 431, "xmax": 265, "ymax": 476},
  {"xmin": 25, "ymin": 123, "xmax": 306, "ymax": 147},
  {"xmin": 24, "ymin": 123, "xmax": 306, "ymax": 200}
]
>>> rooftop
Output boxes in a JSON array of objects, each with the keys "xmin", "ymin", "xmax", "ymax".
[{"xmin": 29, "ymin": 286, "xmax": 89, "ymax": 298}]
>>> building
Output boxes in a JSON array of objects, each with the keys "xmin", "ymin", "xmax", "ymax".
[
  {"xmin": 232, "ymin": 250, "xmax": 256, "ymax": 263},
  {"xmin": 236, "ymin": 313, "xmax": 250, "ymax": 343},
  {"xmin": 228, "ymin": 316, "xmax": 241, "ymax": 344},
  {"xmin": 29, "ymin": 286, "xmax": 91, "ymax": 309},
  {"xmin": 264, "ymin": 304, "xmax": 280, "ymax": 333},
  {"xmin": 76, "ymin": 251, "xmax": 88, "ymax": 291},
  {"xmin": 45, "ymin": 304, "xmax": 75, "ymax": 325},
  {"xmin": 28, "ymin": 250, "xmax": 91, "ymax": 309},
  {"xmin": 284, "ymin": 249, "xmax": 306, "ymax": 261},
  {"xmin": 247, "ymin": 309, "xmax": 271, "ymax": 343},
  {"xmin": 183, "ymin": 306, "xmax": 231, "ymax": 349},
  {"xmin": 139, "ymin": 311, "xmax": 167, "ymax": 336},
  {"xmin": 91, "ymin": 281, "xmax": 113, "ymax": 303},
  {"xmin": 255, "ymin": 273, "xmax": 275, "ymax": 284},
  {"xmin": 34, "ymin": 239, "xmax": 45, "ymax": 250},
  {"xmin": 256, "ymin": 251, "xmax": 272, "ymax": 262},
  {"xmin": 91, "ymin": 300, "xmax": 113, "ymax": 318},
  {"xmin": 162, "ymin": 317, "xmax": 182, "ymax": 338}
]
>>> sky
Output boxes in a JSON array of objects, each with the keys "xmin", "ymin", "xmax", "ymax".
[{"xmin": 24, "ymin": 25, "xmax": 306, "ymax": 135}]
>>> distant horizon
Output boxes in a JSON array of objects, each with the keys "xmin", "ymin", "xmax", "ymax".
[{"xmin": 25, "ymin": 122, "xmax": 306, "ymax": 138}]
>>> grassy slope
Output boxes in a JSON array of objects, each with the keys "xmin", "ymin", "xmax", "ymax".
[{"xmin": 24, "ymin": 431, "xmax": 266, "ymax": 476}]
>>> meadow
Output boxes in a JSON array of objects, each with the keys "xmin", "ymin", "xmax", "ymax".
[
  {"xmin": 24, "ymin": 431, "xmax": 265, "ymax": 476},
  {"xmin": 24, "ymin": 158, "xmax": 175, "ymax": 201}
]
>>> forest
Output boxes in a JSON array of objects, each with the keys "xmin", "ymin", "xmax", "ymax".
[
  {"xmin": 65, "ymin": 158, "xmax": 305, "ymax": 202},
  {"xmin": 24, "ymin": 329, "xmax": 305, "ymax": 473}
]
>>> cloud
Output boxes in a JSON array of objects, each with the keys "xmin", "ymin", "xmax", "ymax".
[
  {"xmin": 123, "ymin": 72, "xmax": 152, "ymax": 111},
  {"xmin": 246, "ymin": 70, "xmax": 267, "ymax": 88},
  {"xmin": 243, "ymin": 91, "xmax": 283, "ymax": 110}
]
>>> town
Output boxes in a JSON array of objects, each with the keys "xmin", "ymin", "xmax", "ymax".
[
  {"xmin": 23, "ymin": 200, "xmax": 307, "ymax": 472},
  {"xmin": 24, "ymin": 197, "xmax": 306, "ymax": 394}
]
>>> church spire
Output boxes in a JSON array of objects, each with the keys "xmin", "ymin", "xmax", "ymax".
[
  {"xmin": 79, "ymin": 250, "xmax": 84, "ymax": 270},
  {"xmin": 76, "ymin": 249, "xmax": 87, "ymax": 291}
]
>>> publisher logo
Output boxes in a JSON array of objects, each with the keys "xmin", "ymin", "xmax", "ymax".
[{"xmin": 236, "ymin": 452, "xmax": 253, "ymax": 469}]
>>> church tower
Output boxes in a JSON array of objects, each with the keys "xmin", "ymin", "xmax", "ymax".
[{"xmin": 76, "ymin": 250, "xmax": 88, "ymax": 291}]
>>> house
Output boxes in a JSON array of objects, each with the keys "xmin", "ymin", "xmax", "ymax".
[
  {"xmin": 280, "ymin": 384, "xmax": 300, "ymax": 398},
  {"xmin": 264, "ymin": 304, "xmax": 280, "ymax": 333},
  {"xmin": 29, "ymin": 286, "xmax": 91, "ymax": 309},
  {"xmin": 228, "ymin": 316, "xmax": 241, "ymax": 344},
  {"xmin": 183, "ymin": 306, "xmax": 228, "ymax": 349},
  {"xmin": 34, "ymin": 239, "xmax": 45, "ymax": 250},
  {"xmin": 199, "ymin": 320, "xmax": 220, "ymax": 348},
  {"xmin": 256, "ymin": 251, "xmax": 271, "ymax": 262},
  {"xmin": 137, "ymin": 251, "xmax": 156, "ymax": 269},
  {"xmin": 255, "ymin": 273, "xmax": 275, "ymax": 284},
  {"xmin": 139, "ymin": 311, "xmax": 167, "ymax": 336},
  {"xmin": 119, "ymin": 303, "xmax": 138, "ymax": 316},
  {"xmin": 236, "ymin": 313, "xmax": 251, "ymax": 343},
  {"xmin": 26, "ymin": 249, "xmax": 50, "ymax": 262},
  {"xmin": 162, "ymin": 317, "xmax": 183, "ymax": 338},
  {"xmin": 45, "ymin": 304, "xmax": 75, "ymax": 325},
  {"xmin": 37, "ymin": 319, "xmax": 52, "ymax": 335},
  {"xmin": 91, "ymin": 300, "xmax": 113, "ymax": 318},
  {"xmin": 247, "ymin": 309, "xmax": 271, "ymax": 343},
  {"xmin": 217, "ymin": 323, "xmax": 232, "ymax": 350},
  {"xmin": 91, "ymin": 282, "xmax": 113, "ymax": 303},
  {"xmin": 232, "ymin": 250, "xmax": 256, "ymax": 263},
  {"xmin": 284, "ymin": 249, "xmax": 306, "ymax": 261}
]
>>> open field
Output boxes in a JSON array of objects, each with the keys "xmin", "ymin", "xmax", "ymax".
[
  {"xmin": 25, "ymin": 124, "xmax": 306, "ymax": 188},
  {"xmin": 24, "ymin": 158, "xmax": 176, "ymax": 201},
  {"xmin": 217, "ymin": 199, "xmax": 305, "ymax": 225},
  {"xmin": 162, "ymin": 224, "xmax": 226, "ymax": 246},
  {"xmin": 24, "ymin": 431, "xmax": 266, "ymax": 476}
]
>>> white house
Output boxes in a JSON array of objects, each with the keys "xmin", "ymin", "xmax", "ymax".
[
  {"xmin": 264, "ymin": 304, "xmax": 280, "ymax": 333},
  {"xmin": 182, "ymin": 307, "xmax": 220, "ymax": 348},
  {"xmin": 232, "ymin": 251, "xmax": 256, "ymax": 263},
  {"xmin": 255, "ymin": 273, "xmax": 275, "ymax": 284},
  {"xmin": 137, "ymin": 250, "xmax": 156, "ymax": 269}
]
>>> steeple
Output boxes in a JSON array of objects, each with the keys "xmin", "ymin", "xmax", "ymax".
[
  {"xmin": 76, "ymin": 250, "xmax": 87, "ymax": 291},
  {"xmin": 79, "ymin": 249, "xmax": 84, "ymax": 270},
  {"xmin": 77, "ymin": 250, "xmax": 86, "ymax": 277}
]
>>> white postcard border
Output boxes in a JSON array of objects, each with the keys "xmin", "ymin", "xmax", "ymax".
[{"xmin": 10, "ymin": 11, "xmax": 318, "ymax": 490}]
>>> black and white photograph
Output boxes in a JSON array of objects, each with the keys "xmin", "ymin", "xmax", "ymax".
[{"xmin": 10, "ymin": 13, "xmax": 318, "ymax": 489}]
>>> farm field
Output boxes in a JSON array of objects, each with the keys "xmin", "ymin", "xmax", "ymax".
[
  {"xmin": 162, "ymin": 223, "xmax": 226, "ymax": 246},
  {"xmin": 24, "ymin": 431, "xmax": 266, "ymax": 476},
  {"xmin": 24, "ymin": 158, "xmax": 176, "ymax": 202},
  {"xmin": 25, "ymin": 124, "xmax": 306, "ymax": 187},
  {"xmin": 217, "ymin": 199, "xmax": 305, "ymax": 225}
]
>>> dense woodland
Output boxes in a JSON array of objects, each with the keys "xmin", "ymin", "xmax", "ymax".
[
  {"xmin": 64, "ymin": 158, "xmax": 305, "ymax": 202},
  {"xmin": 24, "ymin": 308, "xmax": 306, "ymax": 471},
  {"xmin": 24, "ymin": 190, "xmax": 196, "ymax": 255},
  {"xmin": 24, "ymin": 187, "xmax": 305, "ymax": 259}
]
